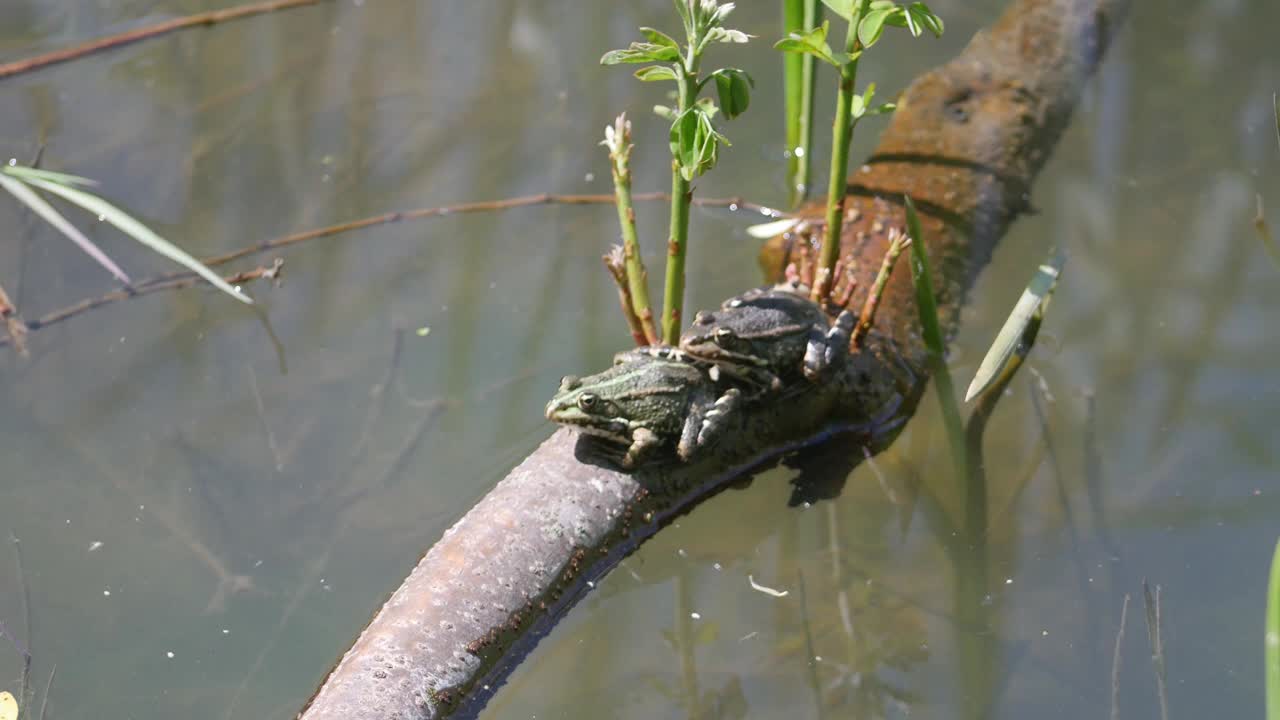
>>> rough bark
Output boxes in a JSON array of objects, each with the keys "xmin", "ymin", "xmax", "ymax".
[{"xmin": 299, "ymin": 0, "xmax": 1131, "ymax": 717}]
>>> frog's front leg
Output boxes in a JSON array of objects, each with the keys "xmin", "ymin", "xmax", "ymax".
[
  {"xmin": 802, "ymin": 310, "xmax": 855, "ymax": 381},
  {"xmin": 621, "ymin": 426, "xmax": 663, "ymax": 469},
  {"xmin": 676, "ymin": 388, "xmax": 741, "ymax": 461}
]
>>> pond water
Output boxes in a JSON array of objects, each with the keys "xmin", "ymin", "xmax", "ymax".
[{"xmin": 0, "ymin": 1, "xmax": 1277, "ymax": 718}]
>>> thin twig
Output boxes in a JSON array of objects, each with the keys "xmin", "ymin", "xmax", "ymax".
[
  {"xmin": 0, "ymin": 259, "xmax": 282, "ymax": 348},
  {"xmin": 2, "ymin": 192, "xmax": 774, "ymax": 349},
  {"xmin": 9, "ymin": 533, "xmax": 32, "ymax": 714},
  {"xmin": 0, "ymin": 0, "xmax": 324, "ymax": 80},
  {"xmin": 247, "ymin": 365, "xmax": 284, "ymax": 472},
  {"xmin": 1110, "ymin": 593, "xmax": 1129, "ymax": 720},
  {"xmin": 603, "ymin": 247, "xmax": 649, "ymax": 347},
  {"xmin": 850, "ymin": 228, "xmax": 910, "ymax": 348},
  {"xmin": 0, "ymin": 280, "xmax": 28, "ymax": 356}
]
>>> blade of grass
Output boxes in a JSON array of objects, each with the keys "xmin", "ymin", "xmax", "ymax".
[
  {"xmin": 0, "ymin": 173, "xmax": 131, "ymax": 284},
  {"xmin": 1267, "ymin": 538, "xmax": 1280, "ymax": 720},
  {"xmin": 14, "ymin": 175, "xmax": 252, "ymax": 304},
  {"xmin": 903, "ymin": 195, "xmax": 965, "ymax": 482},
  {"xmin": 964, "ymin": 247, "xmax": 1064, "ymax": 401},
  {"xmin": 2, "ymin": 165, "xmax": 98, "ymax": 187}
]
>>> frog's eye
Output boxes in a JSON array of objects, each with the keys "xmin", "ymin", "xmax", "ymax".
[
  {"xmin": 559, "ymin": 375, "xmax": 581, "ymax": 392},
  {"xmin": 577, "ymin": 393, "xmax": 599, "ymax": 411},
  {"xmin": 713, "ymin": 327, "xmax": 736, "ymax": 344},
  {"xmin": 693, "ymin": 310, "xmax": 715, "ymax": 325}
]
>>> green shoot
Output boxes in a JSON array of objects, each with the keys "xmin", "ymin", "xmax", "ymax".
[
  {"xmin": 1268, "ymin": 538, "xmax": 1280, "ymax": 720},
  {"xmin": 964, "ymin": 247, "xmax": 1064, "ymax": 401},
  {"xmin": 903, "ymin": 195, "xmax": 965, "ymax": 484},
  {"xmin": 0, "ymin": 169, "xmax": 131, "ymax": 284},
  {"xmin": 0, "ymin": 164, "xmax": 252, "ymax": 304},
  {"xmin": 783, "ymin": 0, "xmax": 821, "ymax": 207},
  {"xmin": 776, "ymin": 0, "xmax": 943, "ymax": 304},
  {"xmin": 602, "ymin": 0, "xmax": 753, "ymax": 343},
  {"xmin": 602, "ymin": 115, "xmax": 659, "ymax": 344}
]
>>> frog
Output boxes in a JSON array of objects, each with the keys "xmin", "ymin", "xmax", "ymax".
[
  {"xmin": 544, "ymin": 348, "xmax": 742, "ymax": 469},
  {"xmin": 676, "ymin": 282, "xmax": 855, "ymax": 391}
]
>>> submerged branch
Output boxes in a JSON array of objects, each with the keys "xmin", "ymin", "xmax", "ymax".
[
  {"xmin": 299, "ymin": 0, "xmax": 1133, "ymax": 717},
  {"xmin": 0, "ymin": 260, "xmax": 282, "ymax": 348},
  {"xmin": 0, "ymin": 0, "xmax": 324, "ymax": 80}
]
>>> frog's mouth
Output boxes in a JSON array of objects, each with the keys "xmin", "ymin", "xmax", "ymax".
[{"xmin": 548, "ymin": 409, "xmax": 632, "ymax": 444}]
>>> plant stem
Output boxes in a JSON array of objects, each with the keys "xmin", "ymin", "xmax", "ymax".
[
  {"xmin": 603, "ymin": 248, "xmax": 650, "ymax": 347},
  {"xmin": 605, "ymin": 116, "xmax": 658, "ymax": 344},
  {"xmin": 661, "ymin": 53, "xmax": 701, "ymax": 344},
  {"xmin": 813, "ymin": 2, "xmax": 869, "ymax": 303},
  {"xmin": 784, "ymin": 0, "xmax": 820, "ymax": 208},
  {"xmin": 850, "ymin": 228, "xmax": 908, "ymax": 348}
]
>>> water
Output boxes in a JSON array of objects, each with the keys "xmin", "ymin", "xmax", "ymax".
[{"xmin": 0, "ymin": 1, "xmax": 1277, "ymax": 718}]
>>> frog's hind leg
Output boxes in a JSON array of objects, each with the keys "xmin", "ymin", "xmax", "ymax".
[
  {"xmin": 677, "ymin": 389, "xmax": 741, "ymax": 461},
  {"xmin": 803, "ymin": 310, "xmax": 855, "ymax": 381}
]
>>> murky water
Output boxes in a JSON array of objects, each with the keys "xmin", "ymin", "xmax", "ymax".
[{"xmin": 0, "ymin": 1, "xmax": 1277, "ymax": 718}]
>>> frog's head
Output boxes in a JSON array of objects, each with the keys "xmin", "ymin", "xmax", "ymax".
[
  {"xmin": 544, "ymin": 356, "xmax": 694, "ymax": 443},
  {"xmin": 678, "ymin": 309, "xmax": 770, "ymax": 366},
  {"xmin": 545, "ymin": 373, "xmax": 632, "ymax": 444}
]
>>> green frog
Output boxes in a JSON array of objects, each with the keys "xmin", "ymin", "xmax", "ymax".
[
  {"xmin": 544, "ymin": 348, "xmax": 741, "ymax": 469},
  {"xmin": 676, "ymin": 283, "xmax": 854, "ymax": 391}
]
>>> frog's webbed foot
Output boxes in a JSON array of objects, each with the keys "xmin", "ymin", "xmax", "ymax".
[
  {"xmin": 677, "ymin": 388, "xmax": 741, "ymax": 461},
  {"xmin": 622, "ymin": 427, "xmax": 662, "ymax": 469},
  {"xmin": 803, "ymin": 310, "xmax": 854, "ymax": 381}
]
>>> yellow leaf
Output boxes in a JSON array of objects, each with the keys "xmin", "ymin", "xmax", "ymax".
[{"xmin": 0, "ymin": 690, "xmax": 19, "ymax": 720}]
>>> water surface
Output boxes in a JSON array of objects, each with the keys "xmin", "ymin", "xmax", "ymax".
[{"xmin": 0, "ymin": 1, "xmax": 1277, "ymax": 718}]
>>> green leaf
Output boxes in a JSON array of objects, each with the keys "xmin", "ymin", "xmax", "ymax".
[
  {"xmin": 1267, "ymin": 538, "xmax": 1280, "ymax": 720},
  {"xmin": 601, "ymin": 43, "xmax": 682, "ymax": 65},
  {"xmin": 820, "ymin": 0, "xmax": 855, "ymax": 21},
  {"xmin": 903, "ymin": 195, "xmax": 967, "ymax": 482},
  {"xmin": 704, "ymin": 27, "xmax": 751, "ymax": 46},
  {"xmin": 858, "ymin": 7, "xmax": 897, "ymax": 48},
  {"xmin": 711, "ymin": 68, "xmax": 753, "ymax": 119},
  {"xmin": 639, "ymin": 26, "xmax": 680, "ymax": 49},
  {"xmin": 695, "ymin": 96, "xmax": 721, "ymax": 118},
  {"xmin": 0, "ymin": 171, "xmax": 131, "ymax": 284},
  {"xmin": 907, "ymin": 2, "xmax": 944, "ymax": 36},
  {"xmin": 669, "ymin": 108, "xmax": 700, "ymax": 174},
  {"xmin": 774, "ymin": 20, "xmax": 841, "ymax": 67},
  {"xmin": 851, "ymin": 81, "xmax": 876, "ymax": 118},
  {"xmin": 635, "ymin": 65, "xmax": 678, "ymax": 82},
  {"xmin": 653, "ymin": 104, "xmax": 676, "ymax": 120},
  {"xmin": 18, "ymin": 175, "xmax": 253, "ymax": 304},
  {"xmin": 3, "ymin": 164, "xmax": 98, "ymax": 187},
  {"xmin": 964, "ymin": 247, "xmax": 1064, "ymax": 401}
]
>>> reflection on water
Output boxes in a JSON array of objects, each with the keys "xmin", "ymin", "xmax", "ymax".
[{"xmin": 0, "ymin": 1, "xmax": 1277, "ymax": 718}]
